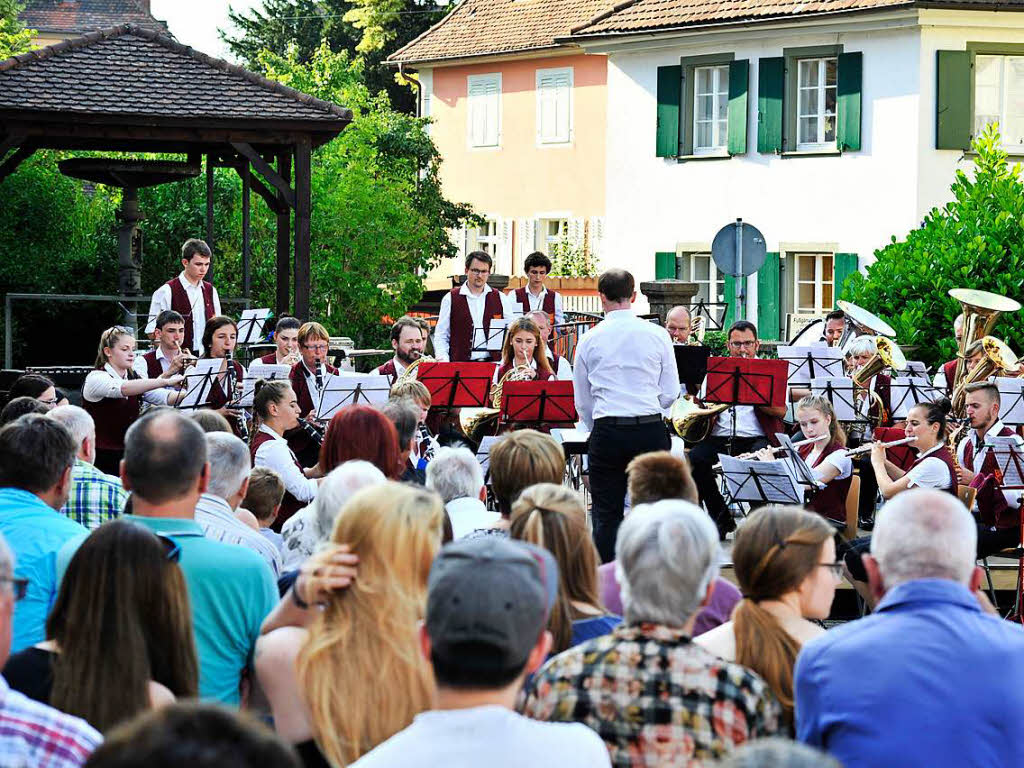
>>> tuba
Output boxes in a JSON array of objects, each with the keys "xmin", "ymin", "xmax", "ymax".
[
  {"xmin": 664, "ymin": 395, "xmax": 731, "ymax": 445},
  {"xmin": 948, "ymin": 289, "xmax": 1021, "ymax": 415},
  {"xmin": 950, "ymin": 336, "xmax": 1019, "ymax": 414},
  {"xmin": 835, "ymin": 300, "xmax": 897, "ymax": 349},
  {"xmin": 851, "ymin": 336, "xmax": 907, "ymax": 428},
  {"xmin": 457, "ymin": 364, "xmax": 536, "ymax": 443}
]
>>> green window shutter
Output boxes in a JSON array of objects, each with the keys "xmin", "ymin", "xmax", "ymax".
[
  {"xmin": 936, "ymin": 50, "xmax": 972, "ymax": 150},
  {"xmin": 833, "ymin": 253, "xmax": 859, "ymax": 304},
  {"xmin": 756, "ymin": 252, "xmax": 781, "ymax": 340},
  {"xmin": 757, "ymin": 57, "xmax": 784, "ymax": 154},
  {"xmin": 655, "ymin": 251, "xmax": 677, "ymax": 279},
  {"xmin": 837, "ymin": 52, "xmax": 862, "ymax": 152},
  {"xmin": 727, "ymin": 59, "xmax": 749, "ymax": 155},
  {"xmin": 656, "ymin": 65, "xmax": 682, "ymax": 158},
  {"xmin": 723, "ymin": 274, "xmax": 736, "ymax": 328}
]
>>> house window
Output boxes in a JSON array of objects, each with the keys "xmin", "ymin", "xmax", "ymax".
[
  {"xmin": 792, "ymin": 253, "xmax": 834, "ymax": 314},
  {"xmin": 679, "ymin": 253, "xmax": 727, "ymax": 323},
  {"xmin": 693, "ymin": 65, "xmax": 729, "ymax": 153},
  {"xmin": 974, "ymin": 54, "xmax": 1024, "ymax": 149},
  {"xmin": 536, "ymin": 218, "xmax": 568, "ymax": 251},
  {"xmin": 467, "ymin": 73, "xmax": 501, "ymax": 148},
  {"xmin": 468, "ymin": 218, "xmax": 501, "ymax": 256},
  {"xmin": 536, "ymin": 67, "xmax": 573, "ymax": 145},
  {"xmin": 796, "ymin": 57, "xmax": 838, "ymax": 150}
]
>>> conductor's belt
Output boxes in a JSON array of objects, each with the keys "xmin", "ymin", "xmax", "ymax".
[{"xmin": 595, "ymin": 415, "xmax": 663, "ymax": 426}]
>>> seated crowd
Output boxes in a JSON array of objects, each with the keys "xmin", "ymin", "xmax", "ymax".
[{"xmin": 0, "ymin": 368, "xmax": 1023, "ymax": 768}]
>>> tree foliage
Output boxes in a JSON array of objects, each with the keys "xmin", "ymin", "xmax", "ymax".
[
  {"xmin": 844, "ymin": 124, "xmax": 1024, "ymax": 367},
  {"xmin": 0, "ymin": 0, "xmax": 32, "ymax": 59}
]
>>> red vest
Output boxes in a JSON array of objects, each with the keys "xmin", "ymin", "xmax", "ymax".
[
  {"xmin": 259, "ymin": 352, "xmax": 278, "ymax": 365},
  {"xmin": 911, "ymin": 445, "xmax": 958, "ymax": 495},
  {"xmin": 83, "ymin": 370, "xmax": 142, "ymax": 452},
  {"xmin": 142, "ymin": 350, "xmax": 163, "ymax": 379},
  {"xmin": 963, "ymin": 425, "xmax": 1015, "ymax": 473},
  {"xmin": 514, "ymin": 287, "xmax": 556, "ymax": 319},
  {"xmin": 941, "ymin": 359, "xmax": 959, "ymax": 397},
  {"xmin": 448, "ymin": 287, "xmax": 503, "ymax": 363},
  {"xmin": 203, "ymin": 359, "xmax": 244, "ymax": 410},
  {"xmin": 376, "ymin": 359, "xmax": 399, "ymax": 385},
  {"xmin": 250, "ymin": 431, "xmax": 305, "ymax": 530},
  {"xmin": 287, "ymin": 361, "xmax": 339, "ymax": 464},
  {"xmin": 800, "ymin": 441, "xmax": 852, "ymax": 524},
  {"xmin": 167, "ymin": 277, "xmax": 216, "ymax": 352},
  {"xmin": 869, "ymin": 373, "xmax": 893, "ymax": 427}
]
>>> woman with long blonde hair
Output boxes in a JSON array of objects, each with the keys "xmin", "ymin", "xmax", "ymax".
[{"xmin": 256, "ymin": 482, "xmax": 445, "ymax": 767}]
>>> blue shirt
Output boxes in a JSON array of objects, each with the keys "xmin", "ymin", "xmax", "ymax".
[
  {"xmin": 0, "ymin": 489, "xmax": 87, "ymax": 653},
  {"xmin": 796, "ymin": 578, "xmax": 1024, "ymax": 768},
  {"xmin": 570, "ymin": 615, "xmax": 621, "ymax": 649},
  {"xmin": 57, "ymin": 515, "xmax": 277, "ymax": 705}
]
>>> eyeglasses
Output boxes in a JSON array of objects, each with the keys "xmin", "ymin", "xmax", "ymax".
[
  {"xmin": 0, "ymin": 577, "xmax": 28, "ymax": 601},
  {"xmin": 818, "ymin": 562, "xmax": 844, "ymax": 579},
  {"xmin": 302, "ymin": 343, "xmax": 329, "ymax": 352},
  {"xmin": 468, "ymin": 268, "xmax": 490, "ymax": 276},
  {"xmin": 156, "ymin": 534, "xmax": 181, "ymax": 563},
  {"xmin": 729, "ymin": 340, "xmax": 757, "ymax": 348},
  {"xmin": 38, "ymin": 397, "xmax": 59, "ymax": 406}
]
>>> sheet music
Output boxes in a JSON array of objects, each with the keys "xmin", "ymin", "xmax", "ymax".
[
  {"xmin": 987, "ymin": 445, "xmax": 1024, "ymax": 487},
  {"xmin": 177, "ymin": 358, "xmax": 221, "ymax": 410},
  {"xmin": 996, "ymin": 376, "xmax": 1024, "ymax": 427},
  {"xmin": 236, "ymin": 308, "xmax": 273, "ymax": 345},
  {"xmin": 775, "ymin": 433, "xmax": 824, "ymax": 488},
  {"xmin": 483, "ymin": 319, "xmax": 509, "ymax": 353},
  {"xmin": 890, "ymin": 377, "xmax": 942, "ymax": 419},
  {"xmin": 476, "ymin": 435, "xmax": 502, "ymax": 475},
  {"xmin": 718, "ymin": 455, "xmax": 803, "ymax": 504},
  {"xmin": 551, "ymin": 428, "xmax": 590, "ymax": 450},
  {"xmin": 905, "ymin": 361, "xmax": 928, "ymax": 378},
  {"xmin": 316, "ymin": 373, "xmax": 391, "ymax": 420},
  {"xmin": 239, "ymin": 363, "xmax": 291, "ymax": 407},
  {"xmin": 810, "ymin": 377, "xmax": 859, "ymax": 421},
  {"xmin": 777, "ymin": 345, "xmax": 845, "ymax": 386}
]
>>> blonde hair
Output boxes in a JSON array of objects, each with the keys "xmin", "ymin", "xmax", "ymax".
[
  {"xmin": 297, "ymin": 483, "xmax": 444, "ymax": 766},
  {"xmin": 794, "ymin": 395, "xmax": 847, "ymax": 447},
  {"xmin": 500, "ymin": 318, "xmax": 552, "ymax": 375},
  {"xmin": 389, "ymin": 380, "xmax": 431, "ymax": 408},
  {"xmin": 297, "ymin": 322, "xmax": 330, "ymax": 346},
  {"xmin": 510, "ymin": 483, "xmax": 603, "ymax": 652},
  {"xmin": 94, "ymin": 326, "xmax": 135, "ymax": 369}
]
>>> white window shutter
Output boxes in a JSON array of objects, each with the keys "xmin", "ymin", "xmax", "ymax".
[
  {"xmin": 518, "ymin": 218, "xmax": 537, "ymax": 256},
  {"xmin": 588, "ymin": 217, "xmax": 605, "ymax": 260},
  {"xmin": 499, "ymin": 217, "xmax": 514, "ymax": 272},
  {"xmin": 468, "ymin": 74, "xmax": 501, "ymax": 147},
  {"xmin": 536, "ymin": 68, "xmax": 572, "ymax": 144},
  {"xmin": 568, "ymin": 218, "xmax": 585, "ymax": 250}
]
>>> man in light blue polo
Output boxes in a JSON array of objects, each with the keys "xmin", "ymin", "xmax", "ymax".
[
  {"xmin": 58, "ymin": 409, "xmax": 276, "ymax": 705},
  {"xmin": 0, "ymin": 414, "xmax": 85, "ymax": 652},
  {"xmin": 796, "ymin": 488, "xmax": 1024, "ymax": 767}
]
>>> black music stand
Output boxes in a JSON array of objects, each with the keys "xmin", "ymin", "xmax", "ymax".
[
  {"xmin": 674, "ymin": 346, "xmax": 710, "ymax": 396},
  {"xmin": 316, "ymin": 374, "xmax": 391, "ymax": 421},
  {"xmin": 890, "ymin": 377, "xmax": 942, "ymax": 420},
  {"xmin": 689, "ymin": 299, "xmax": 728, "ymax": 331},
  {"xmin": 175, "ymin": 359, "xmax": 220, "ymax": 410},
  {"xmin": 500, "ymin": 380, "xmax": 577, "ymax": 427},
  {"xmin": 718, "ymin": 455, "xmax": 803, "ymax": 505},
  {"xmin": 418, "ymin": 362, "xmax": 496, "ymax": 409},
  {"xmin": 810, "ymin": 377, "xmax": 861, "ymax": 423}
]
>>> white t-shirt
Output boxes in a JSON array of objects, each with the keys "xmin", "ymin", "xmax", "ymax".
[
  {"xmin": 809, "ymin": 448, "xmax": 853, "ymax": 481},
  {"xmin": 350, "ymin": 705, "xmax": 610, "ymax": 768},
  {"xmin": 906, "ymin": 445, "xmax": 952, "ymax": 490}
]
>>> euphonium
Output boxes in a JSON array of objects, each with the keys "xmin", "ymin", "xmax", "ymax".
[
  {"xmin": 950, "ymin": 336, "xmax": 1019, "ymax": 414},
  {"xmin": 458, "ymin": 364, "xmax": 536, "ymax": 443},
  {"xmin": 664, "ymin": 395, "xmax": 731, "ymax": 445},
  {"xmin": 687, "ymin": 316, "xmax": 706, "ymax": 346}
]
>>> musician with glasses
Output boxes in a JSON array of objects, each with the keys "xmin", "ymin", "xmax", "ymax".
[
  {"xmin": 434, "ymin": 252, "xmax": 504, "ymax": 363},
  {"xmin": 6, "ymin": 374, "xmax": 65, "ymax": 411},
  {"xmin": 507, "ymin": 251, "xmax": 566, "ymax": 327},
  {"xmin": 688, "ymin": 320, "xmax": 788, "ymax": 540},
  {"xmin": 288, "ymin": 322, "xmax": 337, "ymax": 467}
]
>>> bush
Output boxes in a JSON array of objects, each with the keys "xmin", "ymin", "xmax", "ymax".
[{"xmin": 843, "ymin": 124, "xmax": 1024, "ymax": 368}]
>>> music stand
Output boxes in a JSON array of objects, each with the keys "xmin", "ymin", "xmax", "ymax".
[
  {"xmin": 418, "ymin": 362, "xmax": 496, "ymax": 410},
  {"xmin": 775, "ymin": 433, "xmax": 825, "ymax": 489},
  {"xmin": 240, "ymin": 362, "xmax": 291, "ymax": 407},
  {"xmin": 500, "ymin": 380, "xmax": 577, "ymax": 426},
  {"xmin": 688, "ymin": 299, "xmax": 727, "ymax": 331},
  {"xmin": 810, "ymin": 377, "xmax": 860, "ymax": 422},
  {"xmin": 705, "ymin": 357, "xmax": 789, "ymax": 409},
  {"xmin": 718, "ymin": 455, "xmax": 803, "ymax": 505},
  {"xmin": 986, "ymin": 444, "xmax": 1024, "ymax": 488},
  {"xmin": 777, "ymin": 345, "xmax": 845, "ymax": 386},
  {"xmin": 674, "ymin": 346, "xmax": 711, "ymax": 396},
  {"xmin": 890, "ymin": 377, "xmax": 942, "ymax": 419},
  {"xmin": 472, "ymin": 320, "xmax": 508, "ymax": 357},
  {"xmin": 237, "ymin": 308, "xmax": 273, "ymax": 346},
  {"xmin": 996, "ymin": 377, "xmax": 1024, "ymax": 427},
  {"xmin": 316, "ymin": 374, "xmax": 391, "ymax": 421},
  {"xmin": 176, "ymin": 358, "xmax": 220, "ymax": 410},
  {"xmin": 905, "ymin": 361, "xmax": 929, "ymax": 378}
]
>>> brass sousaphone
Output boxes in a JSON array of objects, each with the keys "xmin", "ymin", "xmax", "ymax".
[
  {"xmin": 951, "ymin": 336, "xmax": 1020, "ymax": 414},
  {"xmin": 835, "ymin": 300, "xmax": 897, "ymax": 348}
]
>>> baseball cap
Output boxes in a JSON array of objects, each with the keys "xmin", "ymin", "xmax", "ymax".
[{"xmin": 426, "ymin": 537, "xmax": 558, "ymax": 672}]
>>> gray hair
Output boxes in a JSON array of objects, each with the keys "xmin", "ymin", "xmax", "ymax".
[
  {"xmin": 526, "ymin": 310, "xmax": 549, "ymax": 325},
  {"xmin": 0, "ymin": 532, "xmax": 12, "ymax": 580},
  {"xmin": 870, "ymin": 489, "xmax": 976, "ymax": 587},
  {"xmin": 315, "ymin": 461, "xmax": 387, "ymax": 539},
  {"xmin": 426, "ymin": 447, "xmax": 484, "ymax": 503},
  {"xmin": 378, "ymin": 399, "xmax": 419, "ymax": 448},
  {"xmin": 205, "ymin": 432, "xmax": 251, "ymax": 501},
  {"xmin": 719, "ymin": 738, "xmax": 842, "ymax": 768},
  {"xmin": 666, "ymin": 305, "xmax": 691, "ymax": 322},
  {"xmin": 615, "ymin": 499, "xmax": 720, "ymax": 626},
  {"xmin": 47, "ymin": 405, "xmax": 95, "ymax": 449},
  {"xmin": 847, "ymin": 335, "xmax": 878, "ymax": 358}
]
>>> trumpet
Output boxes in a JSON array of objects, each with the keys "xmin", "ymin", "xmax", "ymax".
[
  {"xmin": 712, "ymin": 434, "xmax": 828, "ymax": 471},
  {"xmin": 844, "ymin": 435, "xmax": 917, "ymax": 458}
]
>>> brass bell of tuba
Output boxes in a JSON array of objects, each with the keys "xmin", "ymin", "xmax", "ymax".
[
  {"xmin": 948, "ymin": 289, "xmax": 1021, "ymax": 415},
  {"xmin": 851, "ymin": 336, "xmax": 907, "ymax": 427},
  {"xmin": 950, "ymin": 336, "xmax": 1019, "ymax": 414}
]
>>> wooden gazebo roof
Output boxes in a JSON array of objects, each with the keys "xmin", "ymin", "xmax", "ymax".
[{"xmin": 0, "ymin": 24, "xmax": 353, "ymax": 317}]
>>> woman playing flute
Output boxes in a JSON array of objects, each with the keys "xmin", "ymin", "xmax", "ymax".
[{"xmin": 869, "ymin": 400, "xmax": 957, "ymax": 500}]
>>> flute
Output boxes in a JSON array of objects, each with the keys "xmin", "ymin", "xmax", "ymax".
[
  {"xmin": 844, "ymin": 435, "xmax": 917, "ymax": 457},
  {"xmin": 712, "ymin": 434, "xmax": 829, "ymax": 471}
]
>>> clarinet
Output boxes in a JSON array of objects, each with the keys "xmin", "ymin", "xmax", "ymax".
[
  {"xmin": 224, "ymin": 350, "xmax": 250, "ymax": 442},
  {"xmin": 299, "ymin": 358, "xmax": 327, "ymax": 446}
]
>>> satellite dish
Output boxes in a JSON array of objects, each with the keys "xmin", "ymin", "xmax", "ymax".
[{"xmin": 712, "ymin": 220, "xmax": 767, "ymax": 278}]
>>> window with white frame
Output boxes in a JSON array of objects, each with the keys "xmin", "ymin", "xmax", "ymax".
[
  {"xmin": 974, "ymin": 54, "xmax": 1024, "ymax": 149},
  {"xmin": 679, "ymin": 253, "xmax": 727, "ymax": 323},
  {"xmin": 797, "ymin": 57, "xmax": 838, "ymax": 149},
  {"xmin": 467, "ymin": 73, "xmax": 501, "ymax": 148},
  {"xmin": 536, "ymin": 218, "xmax": 569, "ymax": 251},
  {"xmin": 693, "ymin": 65, "xmax": 729, "ymax": 153},
  {"xmin": 793, "ymin": 252, "xmax": 834, "ymax": 314},
  {"xmin": 467, "ymin": 218, "xmax": 501, "ymax": 256},
  {"xmin": 536, "ymin": 67, "xmax": 573, "ymax": 145}
]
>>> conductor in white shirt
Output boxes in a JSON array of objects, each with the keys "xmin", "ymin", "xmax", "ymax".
[{"xmin": 573, "ymin": 269, "xmax": 679, "ymax": 563}]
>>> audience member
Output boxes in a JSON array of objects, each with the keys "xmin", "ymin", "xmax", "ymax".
[
  {"xmin": 522, "ymin": 500, "xmax": 781, "ymax": 764},
  {"xmin": 425, "ymin": 446, "xmax": 497, "ymax": 538},
  {"xmin": 8, "ymin": 373, "xmax": 63, "ymax": 409},
  {"xmin": 319, "ymin": 404, "xmax": 402, "ymax": 479},
  {"xmin": 0, "ymin": 395, "xmax": 48, "ymax": 425},
  {"xmin": 83, "ymin": 703, "xmax": 300, "ymax": 768},
  {"xmin": 696, "ymin": 506, "xmax": 838, "ymax": 727},
  {"xmin": 56, "ymin": 410, "xmax": 276, "ymax": 705},
  {"xmin": 243, "ymin": 467, "xmax": 286, "ymax": 552},
  {"xmin": 351, "ymin": 537, "xmax": 611, "ymax": 768},
  {"xmin": 0, "ymin": 414, "xmax": 84, "ymax": 651},
  {"xmin": 3, "ymin": 520, "xmax": 198, "ymax": 732},
  {"xmin": 190, "ymin": 409, "xmax": 232, "ymax": 433},
  {"xmin": 489, "ymin": 430, "xmax": 564, "ymax": 523},
  {"xmin": 280, "ymin": 461, "xmax": 386, "ymax": 570},
  {"xmin": 0, "ymin": 532, "xmax": 101, "ymax": 765},
  {"xmin": 387, "ymin": 381, "xmax": 434, "ymax": 472},
  {"xmin": 510, "ymin": 483, "xmax": 619, "ymax": 652},
  {"xmin": 718, "ymin": 738, "xmax": 841, "ymax": 768},
  {"xmin": 379, "ymin": 399, "xmax": 423, "ymax": 484},
  {"xmin": 796, "ymin": 489, "xmax": 1024, "ymax": 767},
  {"xmin": 256, "ymin": 483, "xmax": 443, "ymax": 766},
  {"xmin": 196, "ymin": 433, "xmax": 284, "ymax": 578}
]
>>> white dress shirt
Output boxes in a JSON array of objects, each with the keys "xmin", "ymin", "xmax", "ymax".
[
  {"xmin": 509, "ymin": 286, "xmax": 566, "ymax": 327},
  {"xmin": 144, "ymin": 272, "xmax": 222, "ymax": 354},
  {"xmin": 434, "ymin": 283, "xmax": 495, "ymax": 362},
  {"xmin": 445, "ymin": 497, "xmax": 501, "ymax": 539},
  {"xmin": 548, "ymin": 345, "xmax": 573, "ymax": 380},
  {"xmin": 253, "ymin": 425, "xmax": 318, "ymax": 503},
  {"xmin": 572, "ymin": 310, "xmax": 679, "ymax": 430},
  {"xmin": 82, "ymin": 364, "xmax": 173, "ymax": 406}
]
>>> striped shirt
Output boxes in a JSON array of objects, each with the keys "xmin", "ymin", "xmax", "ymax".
[
  {"xmin": 60, "ymin": 460, "xmax": 127, "ymax": 530},
  {"xmin": 0, "ymin": 674, "xmax": 101, "ymax": 767},
  {"xmin": 194, "ymin": 493, "xmax": 284, "ymax": 578}
]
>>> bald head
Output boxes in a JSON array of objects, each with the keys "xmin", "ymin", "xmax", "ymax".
[
  {"xmin": 665, "ymin": 306, "xmax": 692, "ymax": 343},
  {"xmin": 124, "ymin": 409, "xmax": 208, "ymax": 504}
]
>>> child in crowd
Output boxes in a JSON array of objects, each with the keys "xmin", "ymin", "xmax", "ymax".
[{"xmin": 243, "ymin": 467, "xmax": 287, "ymax": 553}]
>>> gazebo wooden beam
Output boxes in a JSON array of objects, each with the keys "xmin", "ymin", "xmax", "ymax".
[
  {"xmin": 231, "ymin": 141, "xmax": 296, "ymax": 209},
  {"xmin": 276, "ymin": 152, "xmax": 292, "ymax": 318},
  {"xmin": 0, "ymin": 145, "xmax": 36, "ymax": 182},
  {"xmin": 294, "ymin": 139, "xmax": 312, "ymax": 321}
]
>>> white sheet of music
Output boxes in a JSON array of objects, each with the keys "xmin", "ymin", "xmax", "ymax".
[
  {"xmin": 476, "ymin": 435, "xmax": 502, "ymax": 474},
  {"xmin": 237, "ymin": 308, "xmax": 273, "ymax": 345},
  {"xmin": 316, "ymin": 373, "xmax": 391, "ymax": 420},
  {"xmin": 777, "ymin": 345, "xmax": 845, "ymax": 385},
  {"xmin": 890, "ymin": 377, "xmax": 941, "ymax": 419},
  {"xmin": 178, "ymin": 358, "xmax": 221, "ymax": 410},
  {"xmin": 996, "ymin": 377, "xmax": 1024, "ymax": 426},
  {"xmin": 240, "ymin": 363, "xmax": 291, "ymax": 407},
  {"xmin": 810, "ymin": 376, "xmax": 859, "ymax": 421}
]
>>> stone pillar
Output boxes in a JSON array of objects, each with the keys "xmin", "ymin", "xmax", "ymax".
[{"xmin": 640, "ymin": 280, "xmax": 699, "ymax": 323}]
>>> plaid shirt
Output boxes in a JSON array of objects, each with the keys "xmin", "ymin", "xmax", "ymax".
[
  {"xmin": 521, "ymin": 623, "xmax": 781, "ymax": 767},
  {"xmin": 0, "ymin": 674, "xmax": 101, "ymax": 766},
  {"xmin": 60, "ymin": 459, "xmax": 127, "ymax": 530}
]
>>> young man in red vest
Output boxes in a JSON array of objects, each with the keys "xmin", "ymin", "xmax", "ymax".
[
  {"xmin": 287, "ymin": 322, "xmax": 338, "ymax": 467},
  {"xmin": 133, "ymin": 310, "xmax": 189, "ymax": 379},
  {"xmin": 377, "ymin": 316, "xmax": 426, "ymax": 384},
  {"xmin": 255, "ymin": 316, "xmax": 301, "ymax": 367},
  {"xmin": 434, "ymin": 251, "xmax": 504, "ymax": 363},
  {"xmin": 508, "ymin": 252, "xmax": 565, "ymax": 327},
  {"xmin": 688, "ymin": 320, "xmax": 789, "ymax": 540},
  {"xmin": 145, "ymin": 239, "xmax": 221, "ymax": 355}
]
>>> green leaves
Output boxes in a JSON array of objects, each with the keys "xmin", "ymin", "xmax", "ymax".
[{"xmin": 0, "ymin": 0, "xmax": 32, "ymax": 60}]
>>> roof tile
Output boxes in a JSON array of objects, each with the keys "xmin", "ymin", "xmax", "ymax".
[{"xmin": 20, "ymin": 0, "xmax": 167, "ymax": 33}]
